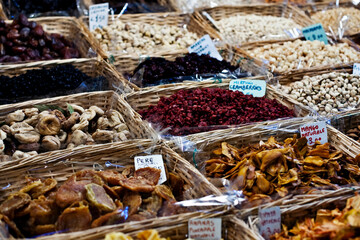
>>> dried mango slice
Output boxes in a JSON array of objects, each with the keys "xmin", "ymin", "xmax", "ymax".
[
  {"xmin": 119, "ymin": 176, "xmax": 155, "ymax": 193},
  {"xmin": 55, "ymin": 201, "xmax": 92, "ymax": 232}
]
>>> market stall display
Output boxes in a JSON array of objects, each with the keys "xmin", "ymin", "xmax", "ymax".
[{"xmin": 2, "ymin": 1, "xmax": 360, "ymax": 239}]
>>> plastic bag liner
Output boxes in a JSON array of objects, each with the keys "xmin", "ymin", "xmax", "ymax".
[
  {"xmin": 3, "ymin": 0, "xmax": 79, "ymax": 19},
  {"xmin": 0, "ymin": 140, "xmax": 225, "ymax": 239},
  {"xmin": 300, "ymin": 1, "xmax": 360, "ymax": 40},
  {"xmin": 169, "ymin": 116, "xmax": 360, "ymax": 210}
]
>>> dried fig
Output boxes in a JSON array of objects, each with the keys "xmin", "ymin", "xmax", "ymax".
[{"xmin": 36, "ymin": 115, "xmax": 61, "ymax": 135}]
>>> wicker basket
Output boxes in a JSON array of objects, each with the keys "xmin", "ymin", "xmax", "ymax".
[
  {"xmin": 246, "ymin": 186, "xmax": 360, "ymax": 240},
  {"xmin": 0, "ymin": 16, "xmax": 96, "ymax": 66},
  {"xmin": 299, "ymin": 0, "xmax": 360, "ymax": 37},
  {"xmin": 166, "ymin": 118, "xmax": 360, "ymax": 219},
  {"xmin": 80, "ymin": 12, "xmax": 221, "ymax": 59},
  {"xmin": 125, "ymin": 78, "xmax": 312, "ymax": 138},
  {"xmin": 0, "ymin": 58, "xmax": 134, "ymax": 102},
  {"xmin": 0, "ymin": 140, "xmax": 223, "ymax": 240},
  {"xmin": 0, "ymin": 90, "xmax": 158, "ymax": 165},
  {"xmin": 237, "ymin": 37, "xmax": 360, "ymax": 76},
  {"xmin": 109, "ymin": 46, "xmax": 269, "ymax": 91},
  {"xmin": 192, "ymin": 3, "xmax": 314, "ymax": 48}
]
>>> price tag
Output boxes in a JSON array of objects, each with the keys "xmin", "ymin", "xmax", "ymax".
[
  {"xmin": 259, "ymin": 207, "xmax": 281, "ymax": 240},
  {"xmin": 229, "ymin": 79, "xmax": 266, "ymax": 97},
  {"xmin": 299, "ymin": 121, "xmax": 328, "ymax": 146},
  {"xmin": 302, "ymin": 23, "xmax": 328, "ymax": 44},
  {"xmin": 188, "ymin": 35, "xmax": 222, "ymax": 61},
  {"xmin": 89, "ymin": 3, "xmax": 109, "ymax": 31},
  {"xmin": 353, "ymin": 63, "xmax": 360, "ymax": 76},
  {"xmin": 188, "ymin": 218, "xmax": 221, "ymax": 240},
  {"xmin": 134, "ymin": 155, "xmax": 166, "ymax": 184}
]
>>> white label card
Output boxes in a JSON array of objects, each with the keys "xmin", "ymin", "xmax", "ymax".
[
  {"xmin": 134, "ymin": 155, "xmax": 166, "ymax": 184},
  {"xmin": 188, "ymin": 218, "xmax": 222, "ymax": 240},
  {"xmin": 259, "ymin": 207, "xmax": 281, "ymax": 240},
  {"xmin": 229, "ymin": 79, "xmax": 266, "ymax": 97},
  {"xmin": 89, "ymin": 3, "xmax": 109, "ymax": 31},
  {"xmin": 188, "ymin": 35, "xmax": 223, "ymax": 61},
  {"xmin": 353, "ymin": 63, "xmax": 360, "ymax": 76},
  {"xmin": 299, "ymin": 121, "xmax": 328, "ymax": 146}
]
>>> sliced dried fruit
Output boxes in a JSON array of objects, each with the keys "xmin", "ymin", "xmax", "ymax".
[
  {"xmin": 119, "ymin": 177, "xmax": 155, "ymax": 193},
  {"xmin": 155, "ymin": 185, "xmax": 175, "ymax": 201},
  {"xmin": 134, "ymin": 167, "xmax": 161, "ymax": 185},
  {"xmin": 85, "ymin": 183, "xmax": 116, "ymax": 212},
  {"xmin": 122, "ymin": 191, "xmax": 142, "ymax": 216},
  {"xmin": 91, "ymin": 208, "xmax": 127, "ymax": 228},
  {"xmin": 55, "ymin": 202, "xmax": 92, "ymax": 232},
  {"xmin": 0, "ymin": 192, "xmax": 31, "ymax": 218}
]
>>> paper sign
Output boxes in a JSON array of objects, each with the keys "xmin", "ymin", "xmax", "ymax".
[
  {"xmin": 188, "ymin": 35, "xmax": 223, "ymax": 61},
  {"xmin": 353, "ymin": 63, "xmax": 360, "ymax": 76},
  {"xmin": 229, "ymin": 79, "xmax": 266, "ymax": 97},
  {"xmin": 259, "ymin": 207, "xmax": 281, "ymax": 240},
  {"xmin": 134, "ymin": 155, "xmax": 166, "ymax": 184},
  {"xmin": 188, "ymin": 218, "xmax": 222, "ymax": 240},
  {"xmin": 302, "ymin": 23, "xmax": 328, "ymax": 44},
  {"xmin": 89, "ymin": 3, "xmax": 109, "ymax": 31},
  {"xmin": 300, "ymin": 121, "xmax": 328, "ymax": 145}
]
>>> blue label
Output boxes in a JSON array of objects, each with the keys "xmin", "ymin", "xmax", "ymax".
[
  {"xmin": 302, "ymin": 23, "xmax": 328, "ymax": 44},
  {"xmin": 229, "ymin": 79, "xmax": 266, "ymax": 97}
]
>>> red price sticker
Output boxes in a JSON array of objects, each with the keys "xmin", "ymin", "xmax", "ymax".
[
  {"xmin": 259, "ymin": 207, "xmax": 281, "ymax": 240},
  {"xmin": 299, "ymin": 121, "xmax": 328, "ymax": 146}
]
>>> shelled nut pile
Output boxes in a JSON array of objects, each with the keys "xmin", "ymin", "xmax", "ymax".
[
  {"xmin": 249, "ymin": 40, "xmax": 360, "ymax": 72},
  {"xmin": 93, "ymin": 20, "xmax": 198, "ymax": 54},
  {"xmin": 311, "ymin": 7, "xmax": 360, "ymax": 34},
  {"xmin": 216, "ymin": 14, "xmax": 301, "ymax": 44},
  {"xmin": 281, "ymin": 72, "xmax": 360, "ymax": 115}
]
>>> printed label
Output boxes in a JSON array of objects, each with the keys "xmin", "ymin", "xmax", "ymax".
[
  {"xmin": 89, "ymin": 3, "xmax": 109, "ymax": 31},
  {"xmin": 353, "ymin": 63, "xmax": 360, "ymax": 76},
  {"xmin": 302, "ymin": 23, "xmax": 328, "ymax": 44},
  {"xmin": 229, "ymin": 79, "xmax": 266, "ymax": 97},
  {"xmin": 188, "ymin": 218, "xmax": 222, "ymax": 240},
  {"xmin": 259, "ymin": 207, "xmax": 281, "ymax": 240},
  {"xmin": 188, "ymin": 35, "xmax": 223, "ymax": 61},
  {"xmin": 134, "ymin": 155, "xmax": 166, "ymax": 184},
  {"xmin": 300, "ymin": 121, "xmax": 328, "ymax": 145}
]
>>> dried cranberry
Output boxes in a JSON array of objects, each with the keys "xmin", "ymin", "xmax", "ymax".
[
  {"xmin": 12, "ymin": 46, "xmax": 26, "ymax": 54},
  {"xmin": 7, "ymin": 29, "xmax": 20, "ymax": 39},
  {"xmin": 31, "ymin": 25, "xmax": 44, "ymax": 37},
  {"xmin": 140, "ymin": 88, "xmax": 295, "ymax": 136},
  {"xmin": 18, "ymin": 14, "xmax": 29, "ymax": 27},
  {"xmin": 19, "ymin": 27, "xmax": 30, "ymax": 38}
]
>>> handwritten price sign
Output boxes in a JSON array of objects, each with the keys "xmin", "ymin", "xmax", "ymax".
[
  {"xmin": 302, "ymin": 23, "xmax": 328, "ymax": 44},
  {"xmin": 299, "ymin": 121, "xmax": 328, "ymax": 145},
  {"xmin": 259, "ymin": 207, "xmax": 281, "ymax": 240},
  {"xmin": 188, "ymin": 218, "xmax": 221, "ymax": 240},
  {"xmin": 89, "ymin": 3, "xmax": 109, "ymax": 31}
]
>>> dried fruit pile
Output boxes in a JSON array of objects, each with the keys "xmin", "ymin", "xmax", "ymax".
[
  {"xmin": 130, "ymin": 53, "xmax": 239, "ymax": 87},
  {"xmin": 0, "ymin": 168, "xmax": 185, "ymax": 237},
  {"xmin": 3, "ymin": 0, "xmax": 77, "ymax": 17},
  {"xmin": 0, "ymin": 65, "xmax": 107, "ymax": 104},
  {"xmin": 0, "ymin": 105, "xmax": 131, "ymax": 161},
  {"xmin": 205, "ymin": 136, "xmax": 360, "ymax": 204},
  {"xmin": 0, "ymin": 14, "xmax": 79, "ymax": 63},
  {"xmin": 346, "ymin": 126, "xmax": 360, "ymax": 143},
  {"xmin": 139, "ymin": 88, "xmax": 295, "ymax": 135},
  {"xmin": 271, "ymin": 195, "xmax": 360, "ymax": 239}
]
